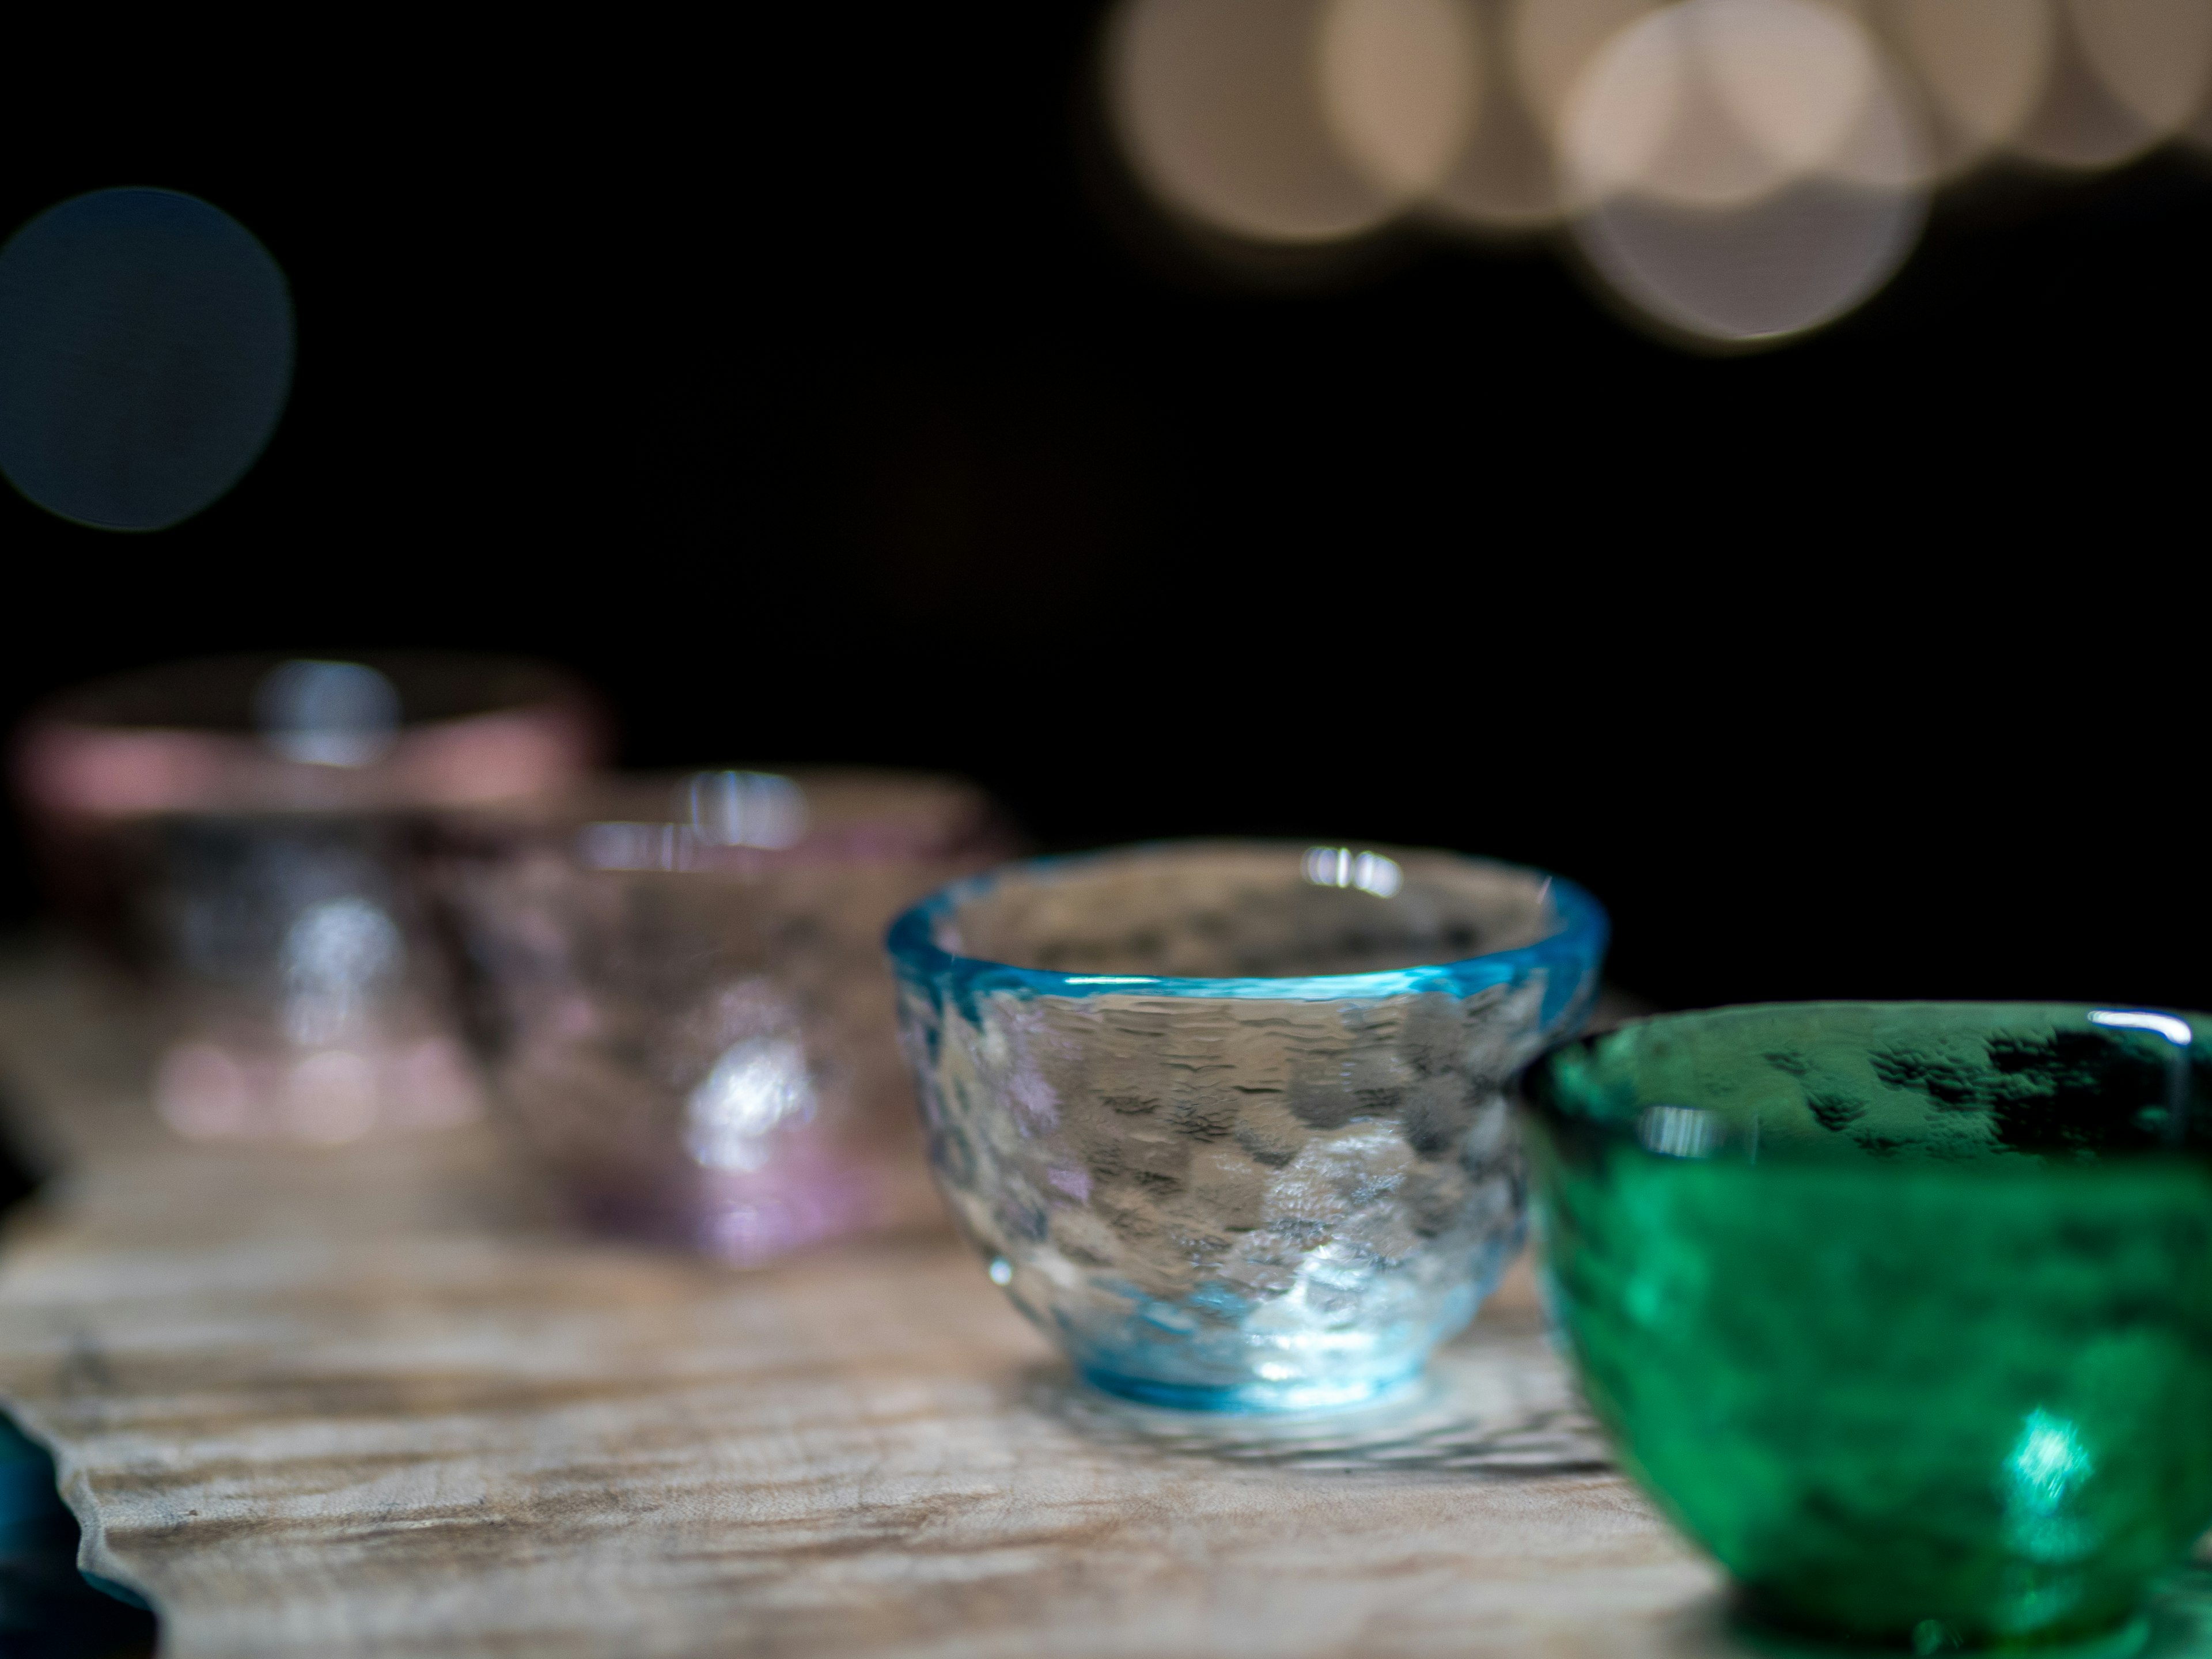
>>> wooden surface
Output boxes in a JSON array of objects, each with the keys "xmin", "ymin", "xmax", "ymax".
[{"xmin": 0, "ymin": 952, "xmax": 1734, "ymax": 1658}]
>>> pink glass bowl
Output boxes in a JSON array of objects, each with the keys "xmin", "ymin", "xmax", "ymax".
[
  {"xmin": 10, "ymin": 653, "xmax": 605, "ymax": 1143},
  {"xmin": 438, "ymin": 768, "xmax": 1016, "ymax": 1263}
]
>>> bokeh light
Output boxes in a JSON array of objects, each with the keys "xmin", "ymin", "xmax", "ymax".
[
  {"xmin": 1422, "ymin": 0, "xmax": 1562, "ymax": 230},
  {"xmin": 1863, "ymin": 0, "xmax": 2055, "ymax": 180},
  {"xmin": 1558, "ymin": 0, "xmax": 1926, "ymax": 343},
  {"xmin": 1512, "ymin": 0, "xmax": 1665, "ymax": 140},
  {"xmin": 1107, "ymin": 0, "xmax": 1408, "ymax": 242},
  {"xmin": 1098, "ymin": 0, "xmax": 2208, "ymax": 345},
  {"xmin": 2008, "ymin": 0, "xmax": 2211, "ymax": 169},
  {"xmin": 1571, "ymin": 175, "xmax": 1923, "ymax": 343},
  {"xmin": 1317, "ymin": 0, "xmax": 1483, "ymax": 199},
  {"xmin": 0, "ymin": 188, "xmax": 293, "ymax": 531},
  {"xmin": 1559, "ymin": 0, "xmax": 1891, "ymax": 210},
  {"xmin": 2070, "ymin": 0, "xmax": 2212, "ymax": 141}
]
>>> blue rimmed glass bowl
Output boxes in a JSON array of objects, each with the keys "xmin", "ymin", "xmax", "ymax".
[{"xmin": 887, "ymin": 840, "xmax": 1608, "ymax": 1411}]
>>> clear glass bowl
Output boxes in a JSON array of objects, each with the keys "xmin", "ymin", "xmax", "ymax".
[
  {"xmin": 888, "ymin": 841, "xmax": 1608, "ymax": 1411},
  {"xmin": 1519, "ymin": 1003, "xmax": 2212, "ymax": 1652},
  {"xmin": 9, "ymin": 652, "xmax": 603, "ymax": 1143},
  {"xmin": 441, "ymin": 768, "xmax": 1014, "ymax": 1263}
]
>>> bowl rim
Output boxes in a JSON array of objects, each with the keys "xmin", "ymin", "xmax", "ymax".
[
  {"xmin": 1517, "ymin": 999, "xmax": 2209, "ymax": 1149},
  {"xmin": 884, "ymin": 838, "xmax": 1609, "ymax": 1005},
  {"xmin": 445, "ymin": 764, "xmax": 1012, "ymax": 872},
  {"xmin": 13, "ymin": 650, "xmax": 605, "ymax": 817}
]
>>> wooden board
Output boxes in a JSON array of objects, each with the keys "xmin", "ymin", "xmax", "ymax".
[{"xmin": 0, "ymin": 952, "xmax": 1734, "ymax": 1657}]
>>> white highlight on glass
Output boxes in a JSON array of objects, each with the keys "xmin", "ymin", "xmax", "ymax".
[
  {"xmin": 2009, "ymin": 1410, "xmax": 2093, "ymax": 1512},
  {"xmin": 685, "ymin": 1035, "xmax": 815, "ymax": 1172},
  {"xmin": 686, "ymin": 771, "xmax": 808, "ymax": 849},
  {"xmin": 1304, "ymin": 847, "xmax": 1404, "ymax": 897},
  {"xmin": 255, "ymin": 660, "xmax": 402, "ymax": 768},
  {"xmin": 281, "ymin": 897, "xmax": 403, "ymax": 1046},
  {"xmin": 2002, "ymin": 1408, "xmax": 2096, "ymax": 1564},
  {"xmin": 577, "ymin": 821, "xmax": 689, "ymax": 871},
  {"xmin": 2089, "ymin": 1009, "xmax": 2194, "ymax": 1048},
  {"xmin": 1639, "ymin": 1103, "xmax": 1721, "ymax": 1158},
  {"xmin": 577, "ymin": 779, "xmax": 807, "ymax": 873}
]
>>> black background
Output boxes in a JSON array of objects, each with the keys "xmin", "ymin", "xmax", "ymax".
[{"xmin": 2, "ymin": 11, "xmax": 2207, "ymax": 1014}]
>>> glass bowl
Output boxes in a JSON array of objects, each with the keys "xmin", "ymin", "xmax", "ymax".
[
  {"xmin": 9, "ymin": 652, "xmax": 604, "ymax": 1143},
  {"xmin": 440, "ymin": 768, "xmax": 1014, "ymax": 1263},
  {"xmin": 888, "ymin": 840, "xmax": 1608, "ymax": 1412},
  {"xmin": 1518, "ymin": 1003, "xmax": 2212, "ymax": 1653}
]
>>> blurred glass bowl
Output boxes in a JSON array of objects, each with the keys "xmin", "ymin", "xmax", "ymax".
[
  {"xmin": 889, "ymin": 841, "xmax": 1608, "ymax": 1411},
  {"xmin": 10, "ymin": 652, "xmax": 604, "ymax": 1142},
  {"xmin": 440, "ymin": 768, "xmax": 1014, "ymax": 1264},
  {"xmin": 1520, "ymin": 1002, "xmax": 2212, "ymax": 1652}
]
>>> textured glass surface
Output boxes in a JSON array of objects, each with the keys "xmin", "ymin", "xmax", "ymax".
[
  {"xmin": 142, "ymin": 815, "xmax": 484, "ymax": 1143},
  {"xmin": 14, "ymin": 652, "xmax": 601, "ymax": 1144},
  {"xmin": 1521, "ymin": 1003, "xmax": 2212, "ymax": 1650},
  {"xmin": 891, "ymin": 843, "xmax": 1607, "ymax": 1411},
  {"xmin": 447, "ymin": 770, "xmax": 1007, "ymax": 1263}
]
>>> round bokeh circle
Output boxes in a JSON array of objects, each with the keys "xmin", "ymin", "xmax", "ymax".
[{"xmin": 0, "ymin": 188, "xmax": 294, "ymax": 531}]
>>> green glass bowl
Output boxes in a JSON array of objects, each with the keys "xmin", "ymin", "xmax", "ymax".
[{"xmin": 1518, "ymin": 1003, "xmax": 2212, "ymax": 1652}]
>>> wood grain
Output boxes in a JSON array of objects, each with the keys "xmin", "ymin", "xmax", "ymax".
[{"xmin": 0, "ymin": 952, "xmax": 1733, "ymax": 1657}]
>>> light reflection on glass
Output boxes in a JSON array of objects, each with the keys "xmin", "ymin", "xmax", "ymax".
[
  {"xmin": 253, "ymin": 660, "xmax": 402, "ymax": 768},
  {"xmin": 2087, "ymin": 1009, "xmax": 2194, "ymax": 1048},
  {"xmin": 684, "ymin": 770, "xmax": 808, "ymax": 849},
  {"xmin": 1302, "ymin": 846, "xmax": 1405, "ymax": 896},
  {"xmin": 280, "ymin": 896, "xmax": 403, "ymax": 1045},
  {"xmin": 576, "ymin": 821, "xmax": 692, "ymax": 872},
  {"xmin": 143, "ymin": 812, "xmax": 486, "ymax": 1144},
  {"xmin": 445, "ymin": 768, "xmax": 1013, "ymax": 1265},
  {"xmin": 684, "ymin": 1033, "xmax": 817, "ymax": 1172},
  {"xmin": 2003, "ymin": 1408, "xmax": 2099, "ymax": 1573},
  {"xmin": 1639, "ymin": 1102, "xmax": 1722, "ymax": 1158},
  {"xmin": 575, "ymin": 772, "xmax": 810, "ymax": 870}
]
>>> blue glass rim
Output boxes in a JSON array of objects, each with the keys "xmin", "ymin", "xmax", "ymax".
[{"xmin": 885, "ymin": 840, "xmax": 1609, "ymax": 1004}]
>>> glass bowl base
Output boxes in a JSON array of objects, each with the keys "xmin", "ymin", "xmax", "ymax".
[
  {"xmin": 568, "ymin": 1168, "xmax": 892, "ymax": 1267},
  {"xmin": 1076, "ymin": 1363, "xmax": 1423, "ymax": 1415}
]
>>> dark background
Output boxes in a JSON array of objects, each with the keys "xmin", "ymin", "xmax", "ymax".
[{"xmin": 3, "ymin": 12, "xmax": 2208, "ymax": 1015}]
